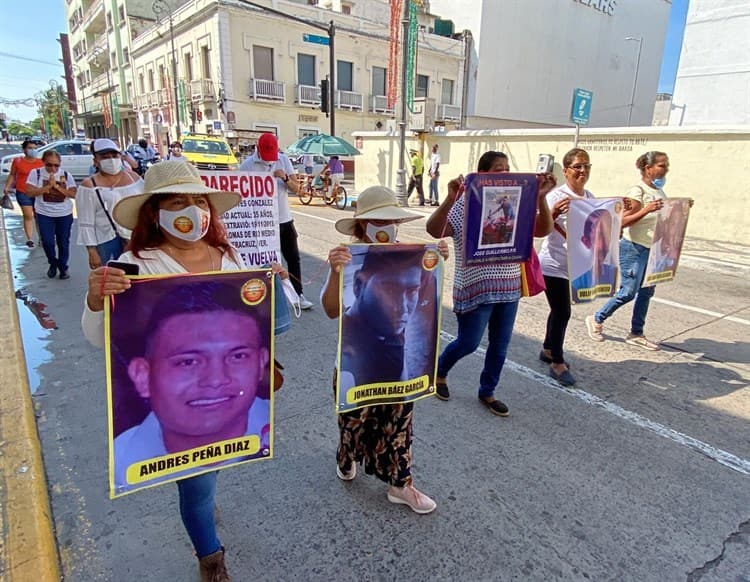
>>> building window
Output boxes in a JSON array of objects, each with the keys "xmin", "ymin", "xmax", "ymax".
[
  {"xmin": 139, "ymin": 73, "xmax": 145, "ymax": 94},
  {"xmin": 337, "ymin": 60, "xmax": 353, "ymax": 91},
  {"xmin": 342, "ymin": 5, "xmax": 351, "ymax": 14},
  {"xmin": 122, "ymin": 48, "xmax": 129, "ymax": 64},
  {"xmin": 298, "ymin": 128, "xmax": 319, "ymax": 138},
  {"xmin": 253, "ymin": 46, "xmax": 274, "ymax": 80},
  {"xmin": 184, "ymin": 53, "xmax": 193, "ymax": 81},
  {"xmin": 148, "ymin": 70, "xmax": 155, "ymax": 92},
  {"xmin": 372, "ymin": 66, "xmax": 387, "ymax": 96},
  {"xmin": 118, "ymin": 4, "xmax": 125, "ymax": 22},
  {"xmin": 111, "ymin": 51, "xmax": 117, "ymax": 69},
  {"xmin": 297, "ymin": 53, "xmax": 315, "ymax": 86},
  {"xmin": 201, "ymin": 46, "xmax": 211, "ymax": 79},
  {"xmin": 416, "ymin": 74, "xmax": 429, "ymax": 98},
  {"xmin": 126, "ymin": 82, "xmax": 132, "ymax": 103},
  {"xmin": 159, "ymin": 64, "xmax": 166, "ymax": 88},
  {"xmin": 441, "ymin": 78, "xmax": 454, "ymax": 105},
  {"xmin": 107, "ymin": 12, "xmax": 113, "ymax": 30}
]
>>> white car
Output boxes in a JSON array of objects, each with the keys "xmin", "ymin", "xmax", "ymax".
[
  {"xmin": 291, "ymin": 154, "xmax": 327, "ymax": 176},
  {"xmin": 1, "ymin": 140, "xmax": 93, "ymax": 181}
]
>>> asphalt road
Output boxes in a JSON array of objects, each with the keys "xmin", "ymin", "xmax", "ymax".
[{"xmin": 4, "ymin": 193, "xmax": 749, "ymax": 582}]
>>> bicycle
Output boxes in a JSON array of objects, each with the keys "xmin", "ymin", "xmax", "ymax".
[{"xmin": 298, "ymin": 174, "xmax": 348, "ymax": 210}]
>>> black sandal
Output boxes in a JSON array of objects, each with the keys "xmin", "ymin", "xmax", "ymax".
[
  {"xmin": 435, "ymin": 380, "xmax": 450, "ymax": 401},
  {"xmin": 479, "ymin": 397, "xmax": 509, "ymax": 417}
]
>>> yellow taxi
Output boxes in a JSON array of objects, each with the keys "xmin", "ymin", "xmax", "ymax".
[{"xmin": 180, "ymin": 133, "xmax": 238, "ymax": 171}]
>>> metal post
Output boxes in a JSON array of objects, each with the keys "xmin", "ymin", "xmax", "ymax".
[
  {"xmin": 328, "ymin": 21, "xmax": 335, "ymax": 136},
  {"xmin": 626, "ymin": 36, "xmax": 642, "ymax": 126},
  {"xmin": 574, "ymin": 123, "xmax": 580, "ymax": 147},
  {"xmin": 169, "ymin": 13, "xmax": 181, "ymax": 139},
  {"xmin": 395, "ymin": 0, "xmax": 410, "ymax": 207}
]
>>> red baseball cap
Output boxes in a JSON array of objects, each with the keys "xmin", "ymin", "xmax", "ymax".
[{"xmin": 257, "ymin": 133, "xmax": 279, "ymax": 162}]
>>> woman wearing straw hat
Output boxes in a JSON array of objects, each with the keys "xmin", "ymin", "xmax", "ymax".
[
  {"xmin": 321, "ymin": 186, "xmax": 447, "ymax": 514},
  {"xmin": 80, "ymin": 160, "xmax": 281, "ymax": 581}
]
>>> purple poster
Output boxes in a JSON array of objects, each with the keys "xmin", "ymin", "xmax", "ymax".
[
  {"xmin": 105, "ymin": 270, "xmax": 275, "ymax": 498},
  {"xmin": 463, "ymin": 173, "xmax": 539, "ymax": 265}
]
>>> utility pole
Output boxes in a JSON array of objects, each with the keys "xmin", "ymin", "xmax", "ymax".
[
  {"xmin": 395, "ymin": 0, "xmax": 410, "ymax": 206},
  {"xmin": 153, "ymin": 0, "xmax": 181, "ymax": 140},
  {"xmin": 625, "ymin": 36, "xmax": 643, "ymax": 127}
]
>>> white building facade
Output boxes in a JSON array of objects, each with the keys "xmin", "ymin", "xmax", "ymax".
[
  {"xmin": 669, "ymin": 0, "xmax": 750, "ymax": 126},
  {"xmin": 428, "ymin": 0, "xmax": 671, "ymax": 128}
]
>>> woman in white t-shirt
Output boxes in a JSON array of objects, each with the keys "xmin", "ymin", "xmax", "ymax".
[
  {"xmin": 537, "ymin": 148, "xmax": 595, "ymax": 386},
  {"xmin": 24, "ymin": 150, "xmax": 77, "ymax": 279}
]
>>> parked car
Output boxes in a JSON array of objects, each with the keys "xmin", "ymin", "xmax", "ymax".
[
  {"xmin": 180, "ymin": 134, "xmax": 238, "ymax": 171},
  {"xmin": 1, "ymin": 140, "xmax": 92, "ymax": 181},
  {"xmin": 291, "ymin": 154, "xmax": 327, "ymax": 176}
]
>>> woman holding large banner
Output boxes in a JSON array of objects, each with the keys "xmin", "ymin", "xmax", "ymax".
[
  {"xmin": 80, "ymin": 161, "xmax": 263, "ymax": 581},
  {"xmin": 537, "ymin": 148, "xmax": 596, "ymax": 386},
  {"xmin": 426, "ymin": 151, "xmax": 555, "ymax": 416},
  {"xmin": 585, "ymin": 151, "xmax": 671, "ymax": 351},
  {"xmin": 322, "ymin": 186, "xmax": 447, "ymax": 515}
]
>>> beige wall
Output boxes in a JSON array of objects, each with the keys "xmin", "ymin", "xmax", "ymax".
[{"xmin": 353, "ymin": 127, "xmax": 750, "ymax": 244}]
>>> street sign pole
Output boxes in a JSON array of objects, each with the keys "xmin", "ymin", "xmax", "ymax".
[
  {"xmin": 571, "ymin": 88, "xmax": 592, "ymax": 147},
  {"xmin": 574, "ymin": 123, "xmax": 580, "ymax": 147}
]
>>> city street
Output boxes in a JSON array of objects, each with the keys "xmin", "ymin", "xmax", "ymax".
[{"xmin": 4, "ymin": 193, "xmax": 749, "ymax": 582}]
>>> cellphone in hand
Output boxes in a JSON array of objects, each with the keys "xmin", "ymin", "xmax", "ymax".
[{"xmin": 107, "ymin": 261, "xmax": 140, "ymax": 276}]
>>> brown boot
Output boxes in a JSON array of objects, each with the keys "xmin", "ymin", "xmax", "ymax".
[{"xmin": 199, "ymin": 547, "xmax": 231, "ymax": 582}]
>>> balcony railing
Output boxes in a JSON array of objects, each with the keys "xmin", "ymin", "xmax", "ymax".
[
  {"xmin": 190, "ymin": 78, "xmax": 215, "ymax": 102},
  {"xmin": 81, "ymin": 0, "xmax": 105, "ymax": 32},
  {"xmin": 296, "ymin": 84, "xmax": 320, "ymax": 106},
  {"xmin": 159, "ymin": 88, "xmax": 171, "ymax": 106},
  {"xmin": 86, "ymin": 33, "xmax": 108, "ymax": 63},
  {"xmin": 89, "ymin": 72, "xmax": 110, "ymax": 94},
  {"xmin": 436, "ymin": 103, "xmax": 461, "ymax": 122},
  {"xmin": 371, "ymin": 94, "xmax": 394, "ymax": 115},
  {"xmin": 335, "ymin": 90, "xmax": 363, "ymax": 111},
  {"xmin": 249, "ymin": 78, "xmax": 285, "ymax": 102},
  {"xmin": 148, "ymin": 90, "xmax": 160, "ymax": 108}
]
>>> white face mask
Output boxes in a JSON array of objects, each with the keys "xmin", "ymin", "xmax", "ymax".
[
  {"xmin": 365, "ymin": 223, "xmax": 398, "ymax": 243},
  {"xmin": 99, "ymin": 158, "xmax": 121, "ymax": 175},
  {"xmin": 159, "ymin": 206, "xmax": 211, "ymax": 242},
  {"xmin": 281, "ymin": 277, "xmax": 301, "ymax": 318}
]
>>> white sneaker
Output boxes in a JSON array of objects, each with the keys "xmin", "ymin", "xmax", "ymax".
[
  {"xmin": 387, "ymin": 484, "xmax": 437, "ymax": 514},
  {"xmin": 336, "ymin": 463, "xmax": 357, "ymax": 481},
  {"xmin": 298, "ymin": 293, "xmax": 314, "ymax": 310}
]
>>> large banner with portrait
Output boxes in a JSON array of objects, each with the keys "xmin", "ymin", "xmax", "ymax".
[
  {"xmin": 643, "ymin": 198, "xmax": 691, "ymax": 287},
  {"xmin": 200, "ymin": 171, "xmax": 280, "ymax": 268},
  {"xmin": 105, "ymin": 270, "xmax": 275, "ymax": 498},
  {"xmin": 567, "ymin": 197, "xmax": 623, "ymax": 304},
  {"xmin": 462, "ymin": 173, "xmax": 539, "ymax": 265},
  {"xmin": 335, "ymin": 244, "xmax": 443, "ymax": 413}
]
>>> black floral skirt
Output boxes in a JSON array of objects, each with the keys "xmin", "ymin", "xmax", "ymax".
[{"xmin": 333, "ymin": 371, "xmax": 413, "ymax": 487}]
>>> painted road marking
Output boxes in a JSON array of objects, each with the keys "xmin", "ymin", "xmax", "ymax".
[
  {"xmin": 439, "ymin": 330, "xmax": 750, "ymax": 476},
  {"xmin": 681, "ymin": 254, "xmax": 750, "ymax": 270},
  {"xmin": 652, "ymin": 297, "xmax": 750, "ymax": 326}
]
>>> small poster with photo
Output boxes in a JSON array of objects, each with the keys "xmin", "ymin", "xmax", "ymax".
[
  {"xmin": 643, "ymin": 197, "xmax": 691, "ymax": 287},
  {"xmin": 463, "ymin": 173, "xmax": 539, "ymax": 265},
  {"xmin": 105, "ymin": 270, "xmax": 275, "ymax": 498}
]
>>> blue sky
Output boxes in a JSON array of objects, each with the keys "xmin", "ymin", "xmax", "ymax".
[{"xmin": 1, "ymin": 0, "xmax": 689, "ymax": 123}]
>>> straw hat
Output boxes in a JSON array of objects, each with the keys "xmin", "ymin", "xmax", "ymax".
[
  {"xmin": 112, "ymin": 160, "xmax": 242, "ymax": 230},
  {"xmin": 335, "ymin": 186, "xmax": 422, "ymax": 235}
]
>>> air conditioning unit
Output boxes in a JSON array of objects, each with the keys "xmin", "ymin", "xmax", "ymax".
[{"xmin": 408, "ymin": 97, "xmax": 435, "ymax": 133}]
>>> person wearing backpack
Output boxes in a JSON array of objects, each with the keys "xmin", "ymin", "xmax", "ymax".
[{"xmin": 24, "ymin": 150, "xmax": 77, "ymax": 279}]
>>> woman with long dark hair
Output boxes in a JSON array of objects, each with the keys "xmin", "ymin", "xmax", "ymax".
[{"xmin": 426, "ymin": 151, "xmax": 555, "ymax": 416}]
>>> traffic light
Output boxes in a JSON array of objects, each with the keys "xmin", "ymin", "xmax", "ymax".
[
  {"xmin": 196, "ymin": 110, "xmax": 203, "ymax": 122},
  {"xmin": 320, "ymin": 79, "xmax": 329, "ymax": 114}
]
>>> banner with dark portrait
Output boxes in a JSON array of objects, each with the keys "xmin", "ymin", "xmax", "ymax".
[
  {"xmin": 105, "ymin": 270, "xmax": 275, "ymax": 498},
  {"xmin": 336, "ymin": 244, "xmax": 444, "ymax": 413},
  {"xmin": 567, "ymin": 197, "xmax": 623, "ymax": 303},
  {"xmin": 643, "ymin": 198, "xmax": 691, "ymax": 287},
  {"xmin": 463, "ymin": 172, "xmax": 539, "ymax": 265}
]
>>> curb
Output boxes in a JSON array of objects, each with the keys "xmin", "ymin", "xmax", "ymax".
[{"xmin": 0, "ymin": 213, "xmax": 60, "ymax": 581}]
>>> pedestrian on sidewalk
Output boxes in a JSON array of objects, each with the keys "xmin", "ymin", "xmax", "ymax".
[
  {"xmin": 76, "ymin": 139, "xmax": 144, "ymax": 269},
  {"xmin": 24, "ymin": 151, "xmax": 77, "ymax": 279},
  {"xmin": 428, "ymin": 144, "xmax": 441, "ymax": 206},
  {"xmin": 426, "ymin": 151, "xmax": 555, "ymax": 416},
  {"xmin": 585, "ymin": 151, "xmax": 689, "ymax": 351},
  {"xmin": 321, "ymin": 186, "xmax": 448, "ymax": 515},
  {"xmin": 536, "ymin": 148, "xmax": 596, "ymax": 386},
  {"xmin": 239, "ymin": 133, "xmax": 314, "ymax": 310},
  {"xmin": 4, "ymin": 139, "xmax": 43, "ymax": 247},
  {"xmin": 406, "ymin": 148, "xmax": 425, "ymax": 206},
  {"xmin": 81, "ymin": 160, "xmax": 265, "ymax": 581}
]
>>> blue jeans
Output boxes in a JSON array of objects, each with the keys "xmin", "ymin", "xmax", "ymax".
[
  {"xmin": 36, "ymin": 213, "xmax": 73, "ymax": 270},
  {"xmin": 437, "ymin": 301, "xmax": 519, "ymax": 398},
  {"xmin": 429, "ymin": 175, "xmax": 439, "ymax": 203},
  {"xmin": 96, "ymin": 236, "xmax": 126, "ymax": 265},
  {"xmin": 595, "ymin": 239, "xmax": 655, "ymax": 336},
  {"xmin": 177, "ymin": 472, "xmax": 221, "ymax": 558}
]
